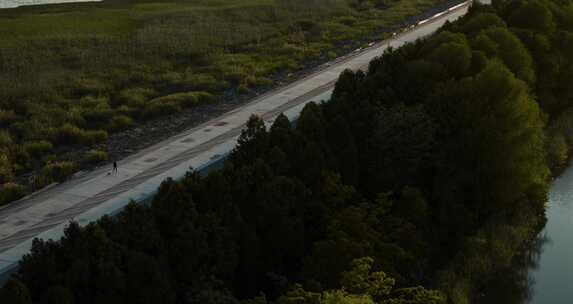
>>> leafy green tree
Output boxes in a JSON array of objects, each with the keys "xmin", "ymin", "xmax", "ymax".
[
  {"xmin": 322, "ymin": 290, "xmax": 373, "ymax": 304},
  {"xmin": 42, "ymin": 285, "xmax": 74, "ymax": 304},
  {"xmin": 382, "ymin": 286, "xmax": 445, "ymax": 304},
  {"xmin": 507, "ymin": 0, "xmax": 556, "ymax": 33},
  {"xmin": 395, "ymin": 186, "xmax": 428, "ymax": 225},
  {"xmin": 364, "ymin": 105, "xmax": 435, "ymax": 192},
  {"xmin": 340, "ymin": 257, "xmax": 394, "ymax": 300},
  {"xmin": 232, "ymin": 115, "xmax": 269, "ymax": 165},
  {"xmin": 93, "ymin": 262, "xmax": 126, "ymax": 304},
  {"xmin": 326, "ymin": 116, "xmax": 358, "ymax": 185},
  {"xmin": 429, "ymin": 41, "xmax": 472, "ymax": 77},
  {"xmin": 151, "ymin": 178, "xmax": 196, "ymax": 237},
  {"xmin": 480, "ymin": 27, "xmax": 535, "ymax": 83},
  {"xmin": 547, "ymin": 133, "xmax": 568, "ymax": 168},
  {"xmin": 124, "ymin": 251, "xmax": 174, "ymax": 304},
  {"xmin": 435, "ymin": 61, "xmax": 548, "ymax": 218},
  {"xmin": 0, "ymin": 279, "xmax": 32, "ymax": 304},
  {"xmin": 187, "ymin": 287, "xmax": 239, "ymax": 304},
  {"xmin": 461, "ymin": 12, "xmax": 506, "ymax": 34}
]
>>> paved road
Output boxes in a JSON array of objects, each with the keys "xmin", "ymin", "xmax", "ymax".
[
  {"xmin": 0, "ymin": 1, "xmax": 470, "ymax": 277},
  {"xmin": 0, "ymin": 0, "xmax": 99, "ymax": 9}
]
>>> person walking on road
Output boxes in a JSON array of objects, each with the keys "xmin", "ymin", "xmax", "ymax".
[{"xmin": 113, "ymin": 160, "xmax": 118, "ymax": 175}]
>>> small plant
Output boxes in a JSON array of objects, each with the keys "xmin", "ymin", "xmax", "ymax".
[
  {"xmin": 42, "ymin": 161, "xmax": 76, "ymax": 183},
  {"xmin": 83, "ymin": 150, "xmax": 109, "ymax": 165},
  {"xmin": 0, "ymin": 183, "xmax": 27, "ymax": 206},
  {"xmin": 108, "ymin": 115, "xmax": 135, "ymax": 132},
  {"xmin": 81, "ymin": 130, "xmax": 109, "ymax": 145}
]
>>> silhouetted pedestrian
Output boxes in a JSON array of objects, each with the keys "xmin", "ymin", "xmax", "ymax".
[{"xmin": 113, "ymin": 161, "xmax": 118, "ymax": 174}]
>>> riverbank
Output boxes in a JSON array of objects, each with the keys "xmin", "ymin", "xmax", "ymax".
[{"xmin": 435, "ymin": 129, "xmax": 573, "ymax": 303}]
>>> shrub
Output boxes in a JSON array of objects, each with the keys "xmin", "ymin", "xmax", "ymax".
[
  {"xmin": 72, "ymin": 77, "xmax": 111, "ymax": 97},
  {"xmin": 336, "ymin": 16, "xmax": 358, "ymax": 26},
  {"xmin": 143, "ymin": 100, "xmax": 181, "ymax": 119},
  {"xmin": 182, "ymin": 73, "xmax": 228, "ymax": 92},
  {"xmin": 24, "ymin": 140, "xmax": 53, "ymax": 158},
  {"xmin": 547, "ymin": 134, "xmax": 568, "ymax": 168},
  {"xmin": 108, "ymin": 115, "xmax": 135, "ymax": 132},
  {"xmin": 246, "ymin": 76, "xmax": 273, "ymax": 88},
  {"xmin": 327, "ymin": 51, "xmax": 338, "ymax": 60},
  {"xmin": 147, "ymin": 91, "xmax": 214, "ymax": 110},
  {"xmin": 42, "ymin": 161, "xmax": 76, "ymax": 182},
  {"xmin": 224, "ymin": 71, "xmax": 247, "ymax": 85},
  {"xmin": 78, "ymin": 95, "xmax": 109, "ymax": 109},
  {"xmin": 48, "ymin": 124, "xmax": 85, "ymax": 145},
  {"xmin": 0, "ymin": 153, "xmax": 13, "ymax": 184},
  {"xmin": 81, "ymin": 107, "xmax": 114, "ymax": 130},
  {"xmin": 10, "ymin": 146, "xmax": 31, "ymax": 174},
  {"xmin": 154, "ymin": 72, "xmax": 183, "ymax": 91},
  {"xmin": 83, "ymin": 150, "xmax": 108, "ymax": 165},
  {"xmin": 0, "ymin": 183, "xmax": 26, "ymax": 206},
  {"xmin": 117, "ymin": 87, "xmax": 156, "ymax": 108},
  {"xmin": 81, "ymin": 130, "xmax": 109, "ymax": 145},
  {"xmin": 550, "ymin": 108, "xmax": 573, "ymax": 145},
  {"xmin": 237, "ymin": 84, "xmax": 250, "ymax": 94},
  {"xmin": 192, "ymin": 91, "xmax": 216, "ymax": 103},
  {"xmin": 0, "ymin": 110, "xmax": 18, "ymax": 127},
  {"xmin": 0, "ymin": 131, "xmax": 13, "ymax": 148}
]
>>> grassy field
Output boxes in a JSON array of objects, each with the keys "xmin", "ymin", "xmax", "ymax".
[{"xmin": 0, "ymin": 0, "xmax": 447, "ymax": 205}]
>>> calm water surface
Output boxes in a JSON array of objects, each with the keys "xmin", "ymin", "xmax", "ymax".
[
  {"xmin": 0, "ymin": 0, "xmax": 99, "ymax": 9},
  {"xmin": 528, "ymin": 163, "xmax": 573, "ymax": 303}
]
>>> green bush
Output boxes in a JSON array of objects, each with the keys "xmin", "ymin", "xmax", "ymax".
[
  {"xmin": 47, "ymin": 124, "xmax": 108, "ymax": 145},
  {"xmin": 24, "ymin": 140, "xmax": 53, "ymax": 157},
  {"xmin": 81, "ymin": 130, "xmax": 109, "ymax": 145},
  {"xmin": 42, "ymin": 161, "xmax": 76, "ymax": 182},
  {"xmin": 246, "ymin": 76, "xmax": 273, "ymax": 88},
  {"xmin": 0, "ymin": 153, "xmax": 13, "ymax": 184},
  {"xmin": 48, "ymin": 124, "xmax": 85, "ymax": 145},
  {"xmin": 147, "ymin": 91, "xmax": 214, "ymax": 110},
  {"xmin": 0, "ymin": 110, "xmax": 18, "ymax": 127},
  {"xmin": 108, "ymin": 115, "xmax": 135, "ymax": 132},
  {"xmin": 547, "ymin": 134, "xmax": 568, "ymax": 168},
  {"xmin": 143, "ymin": 100, "xmax": 181, "ymax": 119},
  {"xmin": 83, "ymin": 150, "xmax": 108, "ymax": 164},
  {"xmin": 0, "ymin": 183, "xmax": 27, "ymax": 206},
  {"xmin": 224, "ymin": 71, "xmax": 247, "ymax": 85},
  {"xmin": 336, "ymin": 15, "xmax": 358, "ymax": 26},
  {"xmin": 182, "ymin": 73, "xmax": 228, "ymax": 92},
  {"xmin": 327, "ymin": 51, "xmax": 338, "ymax": 60},
  {"xmin": 81, "ymin": 107, "xmax": 114, "ymax": 129},
  {"xmin": 192, "ymin": 91, "xmax": 216, "ymax": 103},
  {"xmin": 117, "ymin": 87, "xmax": 157, "ymax": 108},
  {"xmin": 72, "ymin": 77, "xmax": 111, "ymax": 97},
  {"xmin": 0, "ymin": 131, "xmax": 13, "ymax": 148}
]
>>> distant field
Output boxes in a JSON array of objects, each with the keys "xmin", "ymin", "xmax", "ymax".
[{"xmin": 0, "ymin": 0, "xmax": 446, "ymax": 205}]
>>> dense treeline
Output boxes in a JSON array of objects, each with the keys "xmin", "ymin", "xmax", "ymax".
[
  {"xmin": 0, "ymin": 0, "xmax": 444, "ymax": 205},
  {"xmin": 2, "ymin": 0, "xmax": 573, "ymax": 303}
]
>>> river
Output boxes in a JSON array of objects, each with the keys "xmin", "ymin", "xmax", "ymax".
[
  {"xmin": 0, "ymin": 0, "xmax": 99, "ymax": 9},
  {"xmin": 528, "ymin": 164, "xmax": 573, "ymax": 303},
  {"xmin": 479, "ymin": 163, "xmax": 573, "ymax": 303}
]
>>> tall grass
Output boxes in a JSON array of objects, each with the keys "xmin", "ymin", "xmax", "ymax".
[{"xmin": 0, "ymin": 0, "xmax": 446, "ymax": 200}]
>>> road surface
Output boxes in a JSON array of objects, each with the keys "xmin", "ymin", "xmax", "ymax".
[
  {"xmin": 0, "ymin": 0, "xmax": 99, "ymax": 9},
  {"xmin": 0, "ymin": 1, "xmax": 470, "ymax": 279}
]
